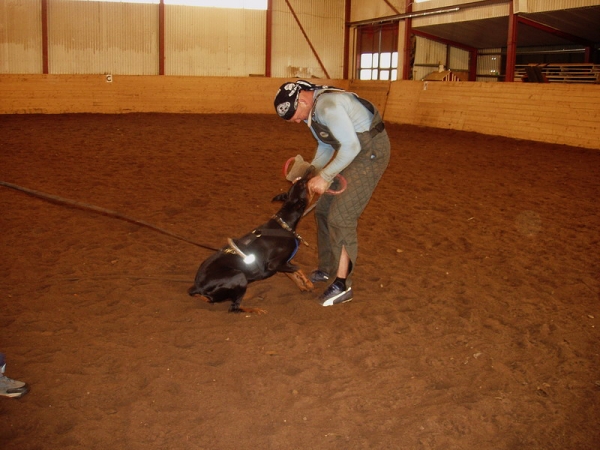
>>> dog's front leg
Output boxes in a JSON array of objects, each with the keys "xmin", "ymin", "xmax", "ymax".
[{"xmin": 285, "ymin": 270, "xmax": 314, "ymax": 292}]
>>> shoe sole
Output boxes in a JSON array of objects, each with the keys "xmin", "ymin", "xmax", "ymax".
[
  {"xmin": 310, "ymin": 273, "xmax": 329, "ymax": 283},
  {"xmin": 0, "ymin": 383, "xmax": 29, "ymax": 398},
  {"xmin": 311, "ymin": 277, "xmax": 329, "ymax": 283},
  {"xmin": 0, "ymin": 390, "xmax": 28, "ymax": 398},
  {"xmin": 320, "ymin": 288, "xmax": 353, "ymax": 307}
]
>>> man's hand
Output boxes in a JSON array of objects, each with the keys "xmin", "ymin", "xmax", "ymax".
[{"xmin": 308, "ymin": 175, "xmax": 330, "ymax": 195}]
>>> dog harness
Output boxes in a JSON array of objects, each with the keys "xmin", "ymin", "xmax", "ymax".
[{"xmin": 223, "ymin": 214, "xmax": 305, "ymax": 265}]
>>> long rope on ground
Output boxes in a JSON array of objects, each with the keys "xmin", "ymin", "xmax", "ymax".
[{"xmin": 0, "ymin": 180, "xmax": 219, "ymax": 252}]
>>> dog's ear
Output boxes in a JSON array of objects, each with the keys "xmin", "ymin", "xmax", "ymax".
[{"xmin": 272, "ymin": 192, "xmax": 289, "ymax": 203}]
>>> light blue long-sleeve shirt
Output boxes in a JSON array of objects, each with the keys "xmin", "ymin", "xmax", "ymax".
[{"xmin": 306, "ymin": 90, "xmax": 374, "ymax": 183}]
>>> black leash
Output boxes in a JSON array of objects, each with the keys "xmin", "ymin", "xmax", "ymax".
[{"xmin": 0, "ymin": 180, "xmax": 220, "ymax": 252}]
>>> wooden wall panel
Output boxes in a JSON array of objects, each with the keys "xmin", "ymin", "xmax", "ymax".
[
  {"xmin": 385, "ymin": 80, "xmax": 600, "ymax": 150},
  {"xmin": 382, "ymin": 81, "xmax": 424, "ymax": 124},
  {"xmin": 0, "ymin": 75, "xmax": 348, "ymax": 115},
  {"xmin": 348, "ymin": 80, "xmax": 391, "ymax": 115},
  {"xmin": 0, "ymin": 75, "xmax": 598, "ymax": 150}
]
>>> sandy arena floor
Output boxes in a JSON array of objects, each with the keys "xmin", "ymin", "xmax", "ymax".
[{"xmin": 1, "ymin": 113, "xmax": 599, "ymax": 449}]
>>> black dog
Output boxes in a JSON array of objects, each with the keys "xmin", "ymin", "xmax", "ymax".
[{"xmin": 188, "ymin": 169, "xmax": 315, "ymax": 313}]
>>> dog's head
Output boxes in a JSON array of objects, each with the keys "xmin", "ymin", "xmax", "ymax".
[{"xmin": 272, "ymin": 165, "xmax": 315, "ymax": 214}]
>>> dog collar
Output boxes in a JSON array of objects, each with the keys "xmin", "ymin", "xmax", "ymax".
[{"xmin": 272, "ymin": 215, "xmax": 308, "ymax": 246}]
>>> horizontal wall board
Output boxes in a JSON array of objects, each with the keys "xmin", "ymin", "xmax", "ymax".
[
  {"xmin": 0, "ymin": 75, "xmax": 598, "ymax": 150},
  {"xmin": 0, "ymin": 75, "xmax": 349, "ymax": 114},
  {"xmin": 385, "ymin": 80, "xmax": 600, "ymax": 150}
]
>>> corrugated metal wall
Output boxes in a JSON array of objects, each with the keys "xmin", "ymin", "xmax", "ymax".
[
  {"xmin": 0, "ymin": 0, "xmax": 345, "ymax": 78},
  {"xmin": 524, "ymin": 0, "xmax": 600, "ymax": 13},
  {"xmin": 413, "ymin": 37, "xmax": 446, "ymax": 81},
  {"xmin": 165, "ymin": 5, "xmax": 265, "ymax": 76},
  {"xmin": 477, "ymin": 48, "xmax": 502, "ymax": 82},
  {"xmin": 0, "ymin": 0, "xmax": 43, "ymax": 74},
  {"xmin": 411, "ymin": 1, "xmax": 509, "ymax": 82},
  {"xmin": 412, "ymin": 1, "xmax": 509, "ymax": 27},
  {"xmin": 270, "ymin": 0, "xmax": 345, "ymax": 79},
  {"xmin": 350, "ymin": 0, "xmax": 403, "ymax": 23},
  {"xmin": 3, "ymin": 0, "xmax": 596, "ymax": 78},
  {"xmin": 413, "ymin": 37, "xmax": 470, "ymax": 81},
  {"xmin": 448, "ymin": 46, "xmax": 469, "ymax": 72},
  {"xmin": 48, "ymin": 0, "xmax": 159, "ymax": 75}
]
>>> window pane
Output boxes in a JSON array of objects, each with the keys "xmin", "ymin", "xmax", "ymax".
[
  {"xmin": 391, "ymin": 69, "xmax": 398, "ymax": 80},
  {"xmin": 360, "ymin": 69, "xmax": 372, "ymax": 80},
  {"xmin": 356, "ymin": 23, "xmax": 399, "ymax": 80},
  {"xmin": 360, "ymin": 53, "xmax": 373, "ymax": 69},
  {"xmin": 380, "ymin": 52, "xmax": 391, "ymax": 69}
]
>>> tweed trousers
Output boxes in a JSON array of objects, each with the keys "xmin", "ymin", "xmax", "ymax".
[{"xmin": 314, "ymin": 129, "xmax": 390, "ymax": 287}]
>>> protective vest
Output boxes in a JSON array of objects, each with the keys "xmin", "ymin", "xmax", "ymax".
[{"xmin": 308, "ymin": 91, "xmax": 385, "ymax": 151}]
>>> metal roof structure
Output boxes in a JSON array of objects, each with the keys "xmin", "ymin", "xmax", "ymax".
[{"xmin": 413, "ymin": 5, "xmax": 600, "ymax": 49}]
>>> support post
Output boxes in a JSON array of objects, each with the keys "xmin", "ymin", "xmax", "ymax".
[
  {"xmin": 343, "ymin": 0, "xmax": 351, "ymax": 79},
  {"xmin": 159, "ymin": 0, "xmax": 165, "ymax": 75},
  {"xmin": 42, "ymin": 0, "xmax": 49, "ymax": 74},
  {"xmin": 402, "ymin": 0, "xmax": 413, "ymax": 80},
  {"xmin": 265, "ymin": 0, "xmax": 272, "ymax": 77},
  {"xmin": 505, "ymin": 0, "xmax": 517, "ymax": 82}
]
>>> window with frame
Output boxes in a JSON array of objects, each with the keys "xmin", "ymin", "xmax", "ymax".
[{"xmin": 356, "ymin": 23, "xmax": 399, "ymax": 81}]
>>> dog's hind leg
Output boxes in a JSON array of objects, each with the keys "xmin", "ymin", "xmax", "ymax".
[
  {"xmin": 189, "ymin": 293, "xmax": 213, "ymax": 304},
  {"xmin": 229, "ymin": 287, "xmax": 268, "ymax": 314},
  {"xmin": 227, "ymin": 275, "xmax": 267, "ymax": 315},
  {"xmin": 229, "ymin": 297, "xmax": 267, "ymax": 315}
]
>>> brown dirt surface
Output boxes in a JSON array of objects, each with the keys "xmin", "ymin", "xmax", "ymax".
[{"xmin": 1, "ymin": 113, "xmax": 599, "ymax": 450}]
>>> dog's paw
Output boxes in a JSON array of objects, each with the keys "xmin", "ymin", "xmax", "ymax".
[
  {"xmin": 190, "ymin": 293, "xmax": 212, "ymax": 304},
  {"xmin": 232, "ymin": 306, "xmax": 267, "ymax": 315}
]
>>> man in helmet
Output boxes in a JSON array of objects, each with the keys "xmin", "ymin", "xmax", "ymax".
[{"xmin": 274, "ymin": 80, "xmax": 390, "ymax": 306}]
